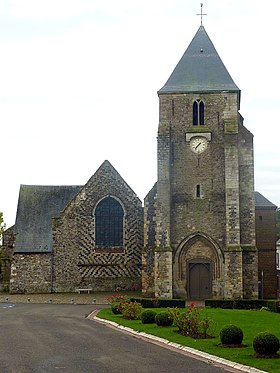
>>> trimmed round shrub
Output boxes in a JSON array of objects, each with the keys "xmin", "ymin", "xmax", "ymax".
[
  {"xmin": 253, "ymin": 332, "xmax": 280, "ymax": 356},
  {"xmin": 155, "ymin": 311, "xmax": 173, "ymax": 327},
  {"xmin": 111, "ymin": 302, "xmax": 122, "ymax": 315},
  {"xmin": 141, "ymin": 309, "xmax": 156, "ymax": 324},
  {"xmin": 220, "ymin": 325, "xmax": 243, "ymax": 345}
]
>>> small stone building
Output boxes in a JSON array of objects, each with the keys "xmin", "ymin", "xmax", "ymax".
[
  {"xmin": 1, "ymin": 25, "xmax": 278, "ymax": 299},
  {"xmin": 255, "ymin": 192, "xmax": 278, "ymax": 299}
]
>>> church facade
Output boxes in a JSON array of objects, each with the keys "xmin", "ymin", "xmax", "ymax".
[
  {"xmin": 3, "ymin": 161, "xmax": 143, "ymax": 294},
  {"xmin": 1, "ymin": 26, "xmax": 277, "ymax": 299}
]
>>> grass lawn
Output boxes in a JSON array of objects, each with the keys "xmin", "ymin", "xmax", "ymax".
[{"xmin": 97, "ymin": 307, "xmax": 280, "ymax": 373}]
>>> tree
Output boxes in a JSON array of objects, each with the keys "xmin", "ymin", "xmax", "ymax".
[{"xmin": 0, "ymin": 212, "xmax": 5, "ymax": 245}]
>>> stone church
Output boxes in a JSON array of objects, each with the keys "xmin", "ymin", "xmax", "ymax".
[{"xmin": 1, "ymin": 25, "xmax": 277, "ymax": 299}]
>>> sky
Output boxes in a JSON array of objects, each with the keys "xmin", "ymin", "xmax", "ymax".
[{"xmin": 1, "ymin": 0, "xmax": 279, "ymax": 228}]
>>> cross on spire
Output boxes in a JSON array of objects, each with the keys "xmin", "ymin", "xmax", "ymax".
[{"xmin": 196, "ymin": 3, "xmax": 207, "ymax": 26}]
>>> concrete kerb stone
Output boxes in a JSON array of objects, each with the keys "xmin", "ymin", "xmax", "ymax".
[{"xmin": 90, "ymin": 313, "xmax": 266, "ymax": 373}]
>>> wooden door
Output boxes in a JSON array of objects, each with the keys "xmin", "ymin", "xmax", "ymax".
[{"xmin": 188, "ymin": 262, "xmax": 211, "ymax": 300}]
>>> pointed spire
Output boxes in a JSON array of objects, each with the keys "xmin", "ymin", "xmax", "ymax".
[{"xmin": 158, "ymin": 26, "xmax": 239, "ymax": 96}]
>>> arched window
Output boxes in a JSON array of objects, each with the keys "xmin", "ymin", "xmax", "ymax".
[
  {"xmin": 95, "ymin": 197, "xmax": 124, "ymax": 247},
  {"xmin": 193, "ymin": 100, "xmax": 204, "ymax": 125}
]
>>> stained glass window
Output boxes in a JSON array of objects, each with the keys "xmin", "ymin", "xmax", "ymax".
[{"xmin": 95, "ymin": 197, "xmax": 124, "ymax": 247}]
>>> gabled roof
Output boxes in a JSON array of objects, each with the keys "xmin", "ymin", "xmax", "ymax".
[
  {"xmin": 158, "ymin": 26, "xmax": 240, "ymax": 96},
  {"xmin": 14, "ymin": 185, "xmax": 81, "ymax": 253},
  {"xmin": 13, "ymin": 161, "xmax": 142, "ymax": 254},
  {"xmin": 254, "ymin": 191, "xmax": 277, "ymax": 209}
]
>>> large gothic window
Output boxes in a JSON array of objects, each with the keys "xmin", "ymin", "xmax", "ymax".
[
  {"xmin": 95, "ymin": 197, "xmax": 124, "ymax": 247},
  {"xmin": 193, "ymin": 100, "xmax": 204, "ymax": 125}
]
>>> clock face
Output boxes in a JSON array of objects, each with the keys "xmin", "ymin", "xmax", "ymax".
[{"xmin": 190, "ymin": 136, "xmax": 208, "ymax": 154}]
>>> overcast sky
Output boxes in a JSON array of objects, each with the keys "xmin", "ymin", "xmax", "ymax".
[{"xmin": 1, "ymin": 0, "xmax": 279, "ymax": 227}]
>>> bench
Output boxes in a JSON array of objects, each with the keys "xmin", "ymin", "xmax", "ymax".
[{"xmin": 76, "ymin": 288, "xmax": 92, "ymax": 294}]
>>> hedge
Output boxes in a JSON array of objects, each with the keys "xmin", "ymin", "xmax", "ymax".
[
  {"xmin": 205, "ymin": 299, "xmax": 280, "ymax": 312},
  {"xmin": 129, "ymin": 297, "xmax": 185, "ymax": 308}
]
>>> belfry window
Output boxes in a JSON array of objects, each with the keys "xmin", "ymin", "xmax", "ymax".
[
  {"xmin": 95, "ymin": 197, "xmax": 124, "ymax": 247},
  {"xmin": 193, "ymin": 100, "xmax": 204, "ymax": 125},
  {"xmin": 196, "ymin": 184, "xmax": 201, "ymax": 198}
]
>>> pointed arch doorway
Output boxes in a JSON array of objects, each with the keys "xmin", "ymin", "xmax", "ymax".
[
  {"xmin": 173, "ymin": 233, "xmax": 224, "ymax": 300},
  {"xmin": 188, "ymin": 259, "xmax": 211, "ymax": 300}
]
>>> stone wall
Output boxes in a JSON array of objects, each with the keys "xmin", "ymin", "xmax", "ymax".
[
  {"xmin": 224, "ymin": 249, "xmax": 243, "ymax": 298},
  {"xmin": 142, "ymin": 184, "xmax": 157, "ymax": 296},
  {"xmin": 154, "ymin": 249, "xmax": 172, "ymax": 298},
  {"xmin": 159, "ymin": 93, "xmax": 229, "ymax": 251},
  {"xmin": 52, "ymin": 161, "xmax": 143, "ymax": 293},
  {"xmin": 242, "ymin": 248, "xmax": 258, "ymax": 298},
  {"xmin": 10, "ymin": 253, "xmax": 52, "ymax": 293},
  {"xmin": 0, "ymin": 226, "xmax": 15, "ymax": 292},
  {"xmin": 239, "ymin": 124, "xmax": 256, "ymax": 246}
]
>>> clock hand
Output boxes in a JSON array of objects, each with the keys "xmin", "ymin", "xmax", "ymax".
[{"xmin": 195, "ymin": 142, "xmax": 201, "ymax": 150}]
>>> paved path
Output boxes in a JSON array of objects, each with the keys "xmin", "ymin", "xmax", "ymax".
[
  {"xmin": 0, "ymin": 292, "xmax": 205, "ymax": 307},
  {"xmin": 0, "ymin": 303, "xmax": 227, "ymax": 373},
  {"xmin": 0, "ymin": 291, "xmax": 114, "ymax": 305}
]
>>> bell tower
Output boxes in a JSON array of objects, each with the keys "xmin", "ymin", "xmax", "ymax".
[{"xmin": 152, "ymin": 25, "xmax": 258, "ymax": 299}]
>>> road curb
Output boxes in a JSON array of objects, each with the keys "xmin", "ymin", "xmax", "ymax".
[{"xmin": 90, "ymin": 312, "xmax": 265, "ymax": 373}]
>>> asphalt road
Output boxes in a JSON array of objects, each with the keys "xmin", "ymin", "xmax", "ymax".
[{"xmin": 0, "ymin": 303, "xmax": 229, "ymax": 373}]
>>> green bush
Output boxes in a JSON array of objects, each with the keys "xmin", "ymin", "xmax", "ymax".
[
  {"xmin": 266, "ymin": 300, "xmax": 279, "ymax": 313},
  {"xmin": 157, "ymin": 298, "xmax": 185, "ymax": 308},
  {"xmin": 111, "ymin": 302, "xmax": 122, "ymax": 314},
  {"xmin": 220, "ymin": 325, "xmax": 243, "ymax": 345},
  {"xmin": 130, "ymin": 298, "xmax": 154, "ymax": 308},
  {"xmin": 253, "ymin": 332, "xmax": 280, "ymax": 356},
  {"xmin": 121, "ymin": 301, "xmax": 143, "ymax": 320},
  {"xmin": 130, "ymin": 297, "xmax": 185, "ymax": 308},
  {"xmin": 155, "ymin": 311, "xmax": 173, "ymax": 326},
  {"xmin": 141, "ymin": 309, "xmax": 157, "ymax": 324},
  {"xmin": 205, "ymin": 299, "xmax": 280, "ymax": 312},
  {"xmin": 205, "ymin": 299, "xmax": 235, "ymax": 309}
]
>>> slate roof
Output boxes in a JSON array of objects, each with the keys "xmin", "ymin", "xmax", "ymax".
[
  {"xmin": 158, "ymin": 26, "xmax": 240, "ymax": 96},
  {"xmin": 254, "ymin": 191, "xmax": 277, "ymax": 209},
  {"xmin": 14, "ymin": 185, "xmax": 81, "ymax": 253}
]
